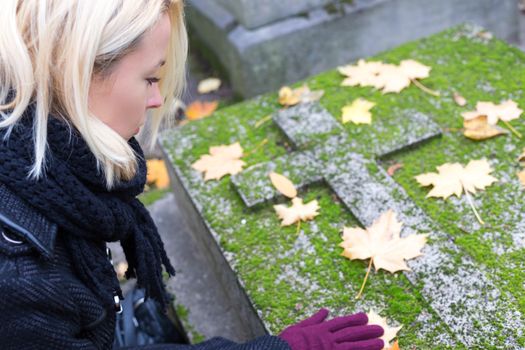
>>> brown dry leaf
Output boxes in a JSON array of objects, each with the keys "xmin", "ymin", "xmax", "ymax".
[
  {"xmin": 197, "ymin": 78, "xmax": 221, "ymax": 94},
  {"xmin": 453, "ymin": 92, "xmax": 467, "ymax": 106},
  {"xmin": 462, "ymin": 100, "xmax": 523, "ymax": 125},
  {"xmin": 269, "ymin": 172, "xmax": 297, "ymax": 199},
  {"xmin": 367, "ymin": 310, "xmax": 402, "ymax": 350},
  {"xmin": 278, "ymin": 85, "xmax": 324, "ymax": 106},
  {"xmin": 341, "ymin": 98, "xmax": 376, "ymax": 124},
  {"xmin": 186, "ymin": 100, "xmax": 219, "ymax": 120},
  {"xmin": 146, "ymin": 159, "xmax": 170, "ymax": 189},
  {"xmin": 463, "ymin": 115, "xmax": 508, "ymax": 140},
  {"xmin": 387, "ymin": 163, "xmax": 404, "ymax": 176},
  {"xmin": 191, "ymin": 142, "xmax": 245, "ymax": 181},
  {"xmin": 274, "ymin": 197, "xmax": 320, "ymax": 226},
  {"xmin": 415, "ymin": 159, "xmax": 497, "ymax": 224}
]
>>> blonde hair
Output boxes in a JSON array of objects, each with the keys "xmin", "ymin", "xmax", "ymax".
[{"xmin": 0, "ymin": 0, "xmax": 187, "ymax": 189}]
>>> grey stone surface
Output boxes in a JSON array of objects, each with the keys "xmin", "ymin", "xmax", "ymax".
[
  {"xmin": 231, "ymin": 103, "xmax": 524, "ymax": 347},
  {"xmin": 187, "ymin": 0, "xmax": 520, "ymax": 97},
  {"xmin": 216, "ymin": 0, "xmax": 332, "ymax": 29}
]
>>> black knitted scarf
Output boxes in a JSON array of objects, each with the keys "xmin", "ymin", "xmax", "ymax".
[{"xmin": 0, "ymin": 104, "xmax": 175, "ymax": 311}]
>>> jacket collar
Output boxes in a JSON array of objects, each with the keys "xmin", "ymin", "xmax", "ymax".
[{"xmin": 0, "ymin": 183, "xmax": 57, "ymax": 259}]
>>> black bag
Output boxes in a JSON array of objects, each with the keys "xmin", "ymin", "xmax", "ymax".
[{"xmin": 113, "ymin": 287, "xmax": 189, "ymax": 348}]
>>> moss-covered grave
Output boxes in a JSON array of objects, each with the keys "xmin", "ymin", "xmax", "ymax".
[{"xmin": 159, "ymin": 25, "xmax": 525, "ymax": 349}]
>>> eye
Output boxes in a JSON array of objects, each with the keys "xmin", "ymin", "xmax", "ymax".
[{"xmin": 146, "ymin": 77, "xmax": 161, "ymax": 86}]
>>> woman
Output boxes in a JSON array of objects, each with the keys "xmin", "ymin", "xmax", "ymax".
[{"xmin": 0, "ymin": 1, "xmax": 385, "ymax": 349}]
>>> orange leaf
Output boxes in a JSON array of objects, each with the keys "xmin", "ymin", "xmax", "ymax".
[
  {"xmin": 146, "ymin": 159, "xmax": 170, "ymax": 189},
  {"xmin": 186, "ymin": 100, "xmax": 218, "ymax": 120},
  {"xmin": 388, "ymin": 340, "xmax": 400, "ymax": 350}
]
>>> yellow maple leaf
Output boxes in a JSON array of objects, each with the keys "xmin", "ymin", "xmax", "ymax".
[
  {"xmin": 274, "ymin": 197, "xmax": 320, "ymax": 226},
  {"xmin": 338, "ymin": 59, "xmax": 436, "ymax": 95},
  {"xmin": 338, "ymin": 59, "xmax": 384, "ymax": 87},
  {"xmin": 415, "ymin": 159, "xmax": 497, "ymax": 224},
  {"xmin": 341, "ymin": 98, "xmax": 376, "ymax": 124},
  {"xmin": 146, "ymin": 159, "xmax": 170, "ymax": 189},
  {"xmin": 367, "ymin": 310, "xmax": 402, "ymax": 350},
  {"xmin": 463, "ymin": 115, "xmax": 508, "ymax": 140},
  {"xmin": 197, "ymin": 78, "xmax": 222, "ymax": 94},
  {"xmin": 340, "ymin": 210, "xmax": 427, "ymax": 298},
  {"xmin": 191, "ymin": 142, "xmax": 245, "ymax": 181}
]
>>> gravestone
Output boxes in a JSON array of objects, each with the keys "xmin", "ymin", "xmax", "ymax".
[
  {"xmin": 160, "ymin": 26, "xmax": 525, "ymax": 348},
  {"xmin": 186, "ymin": 0, "xmax": 520, "ymax": 97}
]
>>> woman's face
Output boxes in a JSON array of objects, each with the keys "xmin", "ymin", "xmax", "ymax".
[{"xmin": 88, "ymin": 13, "xmax": 171, "ymax": 140}]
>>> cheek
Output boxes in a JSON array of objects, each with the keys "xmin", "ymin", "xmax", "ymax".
[{"xmin": 111, "ymin": 80, "xmax": 149, "ymax": 122}]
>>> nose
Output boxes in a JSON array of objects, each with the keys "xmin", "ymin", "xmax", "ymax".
[{"xmin": 147, "ymin": 85, "xmax": 163, "ymax": 109}]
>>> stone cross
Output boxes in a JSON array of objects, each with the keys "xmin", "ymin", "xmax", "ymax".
[{"xmin": 231, "ymin": 102, "xmax": 523, "ymax": 347}]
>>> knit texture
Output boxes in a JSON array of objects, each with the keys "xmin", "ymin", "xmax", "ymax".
[{"xmin": 0, "ymin": 104, "xmax": 174, "ymax": 311}]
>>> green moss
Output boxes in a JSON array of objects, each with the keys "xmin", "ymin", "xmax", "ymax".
[
  {"xmin": 138, "ymin": 187, "xmax": 170, "ymax": 206},
  {"xmin": 174, "ymin": 303, "xmax": 206, "ymax": 344},
  {"xmin": 161, "ymin": 26, "xmax": 525, "ymax": 348}
]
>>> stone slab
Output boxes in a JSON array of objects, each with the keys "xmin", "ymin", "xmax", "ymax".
[
  {"xmin": 160, "ymin": 27, "xmax": 525, "ymax": 348},
  {"xmin": 216, "ymin": 0, "xmax": 332, "ymax": 29},
  {"xmin": 187, "ymin": 0, "xmax": 519, "ymax": 97}
]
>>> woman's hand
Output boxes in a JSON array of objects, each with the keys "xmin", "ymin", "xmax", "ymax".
[{"xmin": 278, "ymin": 308, "xmax": 384, "ymax": 350}]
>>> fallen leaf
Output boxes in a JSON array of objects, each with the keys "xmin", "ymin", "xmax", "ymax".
[
  {"xmin": 415, "ymin": 159, "xmax": 497, "ymax": 199},
  {"xmin": 367, "ymin": 310, "xmax": 402, "ymax": 349},
  {"xmin": 269, "ymin": 172, "xmax": 297, "ymax": 199},
  {"xmin": 388, "ymin": 340, "xmax": 400, "ymax": 350},
  {"xmin": 341, "ymin": 98, "xmax": 376, "ymax": 124},
  {"xmin": 191, "ymin": 142, "xmax": 245, "ymax": 181},
  {"xmin": 518, "ymin": 148, "xmax": 525, "ymax": 163},
  {"xmin": 186, "ymin": 100, "xmax": 219, "ymax": 120},
  {"xmin": 338, "ymin": 59, "xmax": 435, "ymax": 95},
  {"xmin": 415, "ymin": 159, "xmax": 497, "ymax": 225},
  {"xmin": 146, "ymin": 159, "xmax": 170, "ymax": 189},
  {"xmin": 115, "ymin": 261, "xmax": 128, "ymax": 281},
  {"xmin": 278, "ymin": 85, "xmax": 324, "ymax": 106},
  {"xmin": 518, "ymin": 170, "xmax": 525, "ymax": 187},
  {"xmin": 274, "ymin": 197, "xmax": 320, "ymax": 226},
  {"xmin": 340, "ymin": 210, "xmax": 427, "ymax": 273},
  {"xmin": 300, "ymin": 88, "xmax": 325, "ymax": 103},
  {"xmin": 197, "ymin": 78, "xmax": 222, "ymax": 94},
  {"xmin": 338, "ymin": 59, "xmax": 384, "ymax": 87},
  {"xmin": 387, "ymin": 163, "xmax": 404, "ymax": 176},
  {"xmin": 462, "ymin": 100, "xmax": 523, "ymax": 125},
  {"xmin": 278, "ymin": 86, "xmax": 301, "ymax": 107},
  {"xmin": 340, "ymin": 210, "xmax": 427, "ymax": 299},
  {"xmin": 463, "ymin": 115, "xmax": 508, "ymax": 140},
  {"xmin": 453, "ymin": 92, "xmax": 467, "ymax": 106}
]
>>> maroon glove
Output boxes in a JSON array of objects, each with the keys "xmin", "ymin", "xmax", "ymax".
[{"xmin": 279, "ymin": 308, "xmax": 384, "ymax": 350}]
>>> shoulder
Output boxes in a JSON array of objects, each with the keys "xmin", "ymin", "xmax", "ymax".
[{"xmin": 0, "ymin": 182, "xmax": 58, "ymax": 260}]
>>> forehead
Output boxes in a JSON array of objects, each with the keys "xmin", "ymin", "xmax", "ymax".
[{"xmin": 118, "ymin": 13, "xmax": 171, "ymax": 70}]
